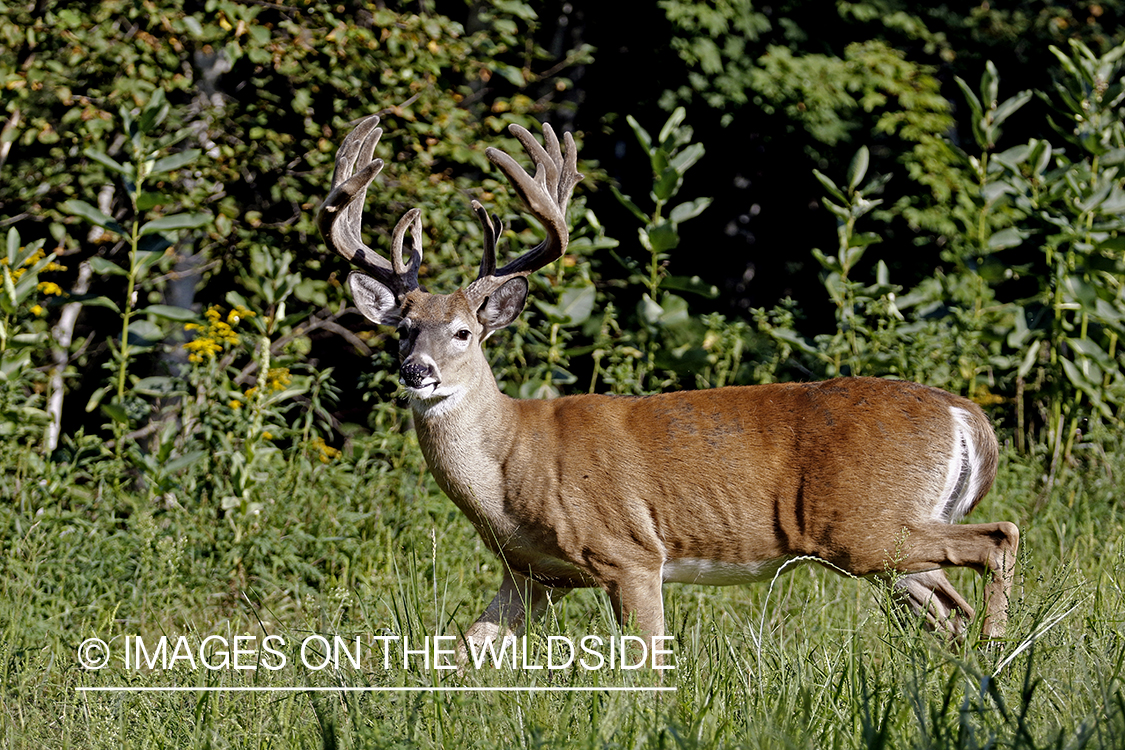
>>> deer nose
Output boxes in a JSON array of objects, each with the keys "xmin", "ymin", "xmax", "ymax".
[{"xmin": 400, "ymin": 361, "xmax": 434, "ymax": 389}]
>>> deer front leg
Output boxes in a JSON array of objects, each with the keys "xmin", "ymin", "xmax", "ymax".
[
  {"xmin": 460, "ymin": 570, "xmax": 561, "ymax": 663},
  {"xmin": 602, "ymin": 567, "xmax": 667, "ymax": 666}
]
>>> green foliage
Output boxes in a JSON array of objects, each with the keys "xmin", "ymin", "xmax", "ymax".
[
  {"xmin": 60, "ymin": 90, "xmax": 212, "ymax": 449},
  {"xmin": 0, "ymin": 226, "xmax": 60, "ymax": 448},
  {"xmin": 605, "ymin": 107, "xmax": 764, "ymax": 393}
]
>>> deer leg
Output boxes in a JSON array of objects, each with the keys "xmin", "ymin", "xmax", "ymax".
[
  {"xmin": 894, "ymin": 521, "xmax": 1019, "ymax": 638},
  {"xmin": 601, "ymin": 568, "xmax": 667, "ymax": 666},
  {"xmin": 460, "ymin": 570, "xmax": 563, "ymax": 661},
  {"xmin": 891, "ymin": 569, "xmax": 975, "ymax": 636}
]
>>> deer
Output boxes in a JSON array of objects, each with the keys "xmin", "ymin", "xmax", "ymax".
[{"xmin": 316, "ymin": 113, "xmax": 1020, "ymax": 666}]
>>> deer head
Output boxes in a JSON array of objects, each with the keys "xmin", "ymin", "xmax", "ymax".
[{"xmin": 317, "ymin": 115, "xmax": 582, "ymax": 405}]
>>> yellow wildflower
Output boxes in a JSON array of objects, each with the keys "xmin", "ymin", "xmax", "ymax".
[
  {"xmin": 227, "ymin": 306, "xmax": 254, "ymax": 325},
  {"xmin": 183, "ymin": 304, "xmax": 253, "ymax": 362},
  {"xmin": 229, "ymin": 398, "xmax": 243, "ymax": 410},
  {"xmin": 30, "ymin": 304, "xmax": 45, "ymax": 317},
  {"xmin": 37, "ymin": 281, "xmax": 64, "ymax": 296},
  {"xmin": 310, "ymin": 436, "xmax": 341, "ymax": 463},
  {"xmin": 184, "ymin": 337, "xmax": 222, "ymax": 363},
  {"xmin": 265, "ymin": 367, "xmax": 291, "ymax": 392}
]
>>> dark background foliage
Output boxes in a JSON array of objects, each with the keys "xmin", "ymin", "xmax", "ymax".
[{"xmin": 2, "ymin": 0, "xmax": 1124, "ymax": 473}]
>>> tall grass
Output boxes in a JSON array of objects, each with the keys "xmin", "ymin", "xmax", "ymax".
[{"xmin": 2, "ymin": 426, "xmax": 1123, "ymax": 748}]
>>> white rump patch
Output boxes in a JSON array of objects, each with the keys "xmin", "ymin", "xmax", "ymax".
[{"xmin": 933, "ymin": 407, "xmax": 984, "ymax": 523}]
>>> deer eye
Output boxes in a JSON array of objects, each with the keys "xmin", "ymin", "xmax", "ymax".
[{"xmin": 454, "ymin": 329, "xmax": 472, "ymax": 342}]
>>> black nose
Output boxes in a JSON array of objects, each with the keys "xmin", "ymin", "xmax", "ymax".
[{"xmin": 400, "ymin": 361, "xmax": 433, "ymax": 388}]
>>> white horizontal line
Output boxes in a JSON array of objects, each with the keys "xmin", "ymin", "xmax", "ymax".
[{"xmin": 76, "ymin": 686, "xmax": 676, "ymax": 693}]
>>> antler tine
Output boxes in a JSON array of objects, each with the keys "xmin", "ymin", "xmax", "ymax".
[
  {"xmin": 390, "ymin": 208, "xmax": 423, "ymax": 292},
  {"xmin": 316, "ymin": 114, "xmax": 417, "ymax": 300},
  {"xmin": 471, "ymin": 200, "xmax": 502, "ymax": 279},
  {"xmin": 466, "ymin": 122, "xmax": 583, "ymax": 301}
]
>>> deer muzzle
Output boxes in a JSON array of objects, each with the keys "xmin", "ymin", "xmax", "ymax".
[{"xmin": 400, "ymin": 360, "xmax": 435, "ymax": 390}]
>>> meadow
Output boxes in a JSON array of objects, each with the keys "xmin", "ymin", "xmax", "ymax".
[{"xmin": 2, "ymin": 420, "xmax": 1123, "ymax": 748}]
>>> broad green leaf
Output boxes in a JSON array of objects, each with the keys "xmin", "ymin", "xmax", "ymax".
[
  {"xmin": 550, "ymin": 366, "xmax": 577, "ymax": 386},
  {"xmin": 164, "ymin": 449, "xmax": 206, "ymax": 474},
  {"xmin": 1062, "ymin": 275, "xmax": 1097, "ymax": 308},
  {"xmin": 88, "ymin": 256, "xmax": 129, "ymax": 277},
  {"xmin": 1077, "ymin": 181, "xmax": 1113, "ymax": 212},
  {"xmin": 137, "ymin": 88, "xmax": 169, "ymax": 135},
  {"xmin": 669, "ymin": 197, "xmax": 712, "ymax": 225},
  {"xmin": 638, "ymin": 293, "xmax": 664, "ymax": 325},
  {"xmin": 495, "ymin": 64, "xmax": 525, "ymax": 87},
  {"xmin": 150, "ymin": 149, "xmax": 200, "ymax": 175},
  {"xmin": 1067, "ymin": 337, "xmax": 1115, "ymax": 368},
  {"xmin": 811, "ymin": 248, "xmax": 841, "ymax": 273},
  {"xmin": 60, "ymin": 199, "xmax": 127, "ymax": 235},
  {"xmin": 626, "ymin": 114, "xmax": 652, "ymax": 152},
  {"xmin": 822, "ymin": 199, "xmax": 851, "ymax": 221},
  {"xmin": 988, "ymin": 227, "xmax": 1028, "ymax": 251},
  {"xmin": 812, "ymin": 170, "xmax": 846, "ymax": 203},
  {"xmin": 661, "ymin": 275, "xmax": 719, "ymax": 298},
  {"xmin": 84, "ymin": 148, "xmax": 131, "ymax": 176},
  {"xmin": 136, "ymin": 191, "xmax": 171, "ymax": 211},
  {"xmin": 981, "ymin": 60, "xmax": 999, "ymax": 108},
  {"xmin": 133, "ymin": 376, "xmax": 178, "ymax": 396},
  {"xmin": 75, "ymin": 295, "xmax": 121, "ymax": 313},
  {"xmin": 610, "ymin": 185, "xmax": 649, "ymax": 224},
  {"xmin": 1101, "ymin": 147, "xmax": 1125, "ymax": 166},
  {"xmin": 1017, "ymin": 340, "xmax": 1041, "ymax": 379},
  {"xmin": 1032, "ymin": 140, "xmax": 1053, "ymax": 175},
  {"xmin": 138, "ymin": 212, "xmax": 212, "ymax": 236},
  {"xmin": 657, "ymin": 292, "xmax": 689, "ymax": 326},
  {"xmin": 1060, "ymin": 356, "xmax": 1113, "ymax": 417},
  {"xmin": 669, "ymin": 142, "xmax": 705, "ymax": 176},
  {"xmin": 556, "ymin": 284, "xmax": 596, "ymax": 326},
  {"xmin": 134, "ymin": 250, "xmax": 166, "ymax": 282},
  {"xmin": 844, "ymin": 244, "xmax": 866, "ymax": 269},
  {"xmin": 101, "ymin": 402, "xmax": 129, "ymax": 424},
  {"xmin": 849, "ymin": 231, "xmax": 882, "ymax": 248},
  {"xmin": 846, "ymin": 146, "xmax": 869, "ymax": 191},
  {"xmin": 83, "ymin": 384, "xmax": 108, "ymax": 412},
  {"xmin": 652, "ymin": 166, "xmax": 682, "ymax": 203},
  {"xmin": 658, "ymin": 107, "xmax": 687, "ymax": 146},
  {"xmin": 644, "ymin": 222, "xmax": 679, "ymax": 253},
  {"xmin": 143, "ymin": 304, "xmax": 197, "ymax": 322},
  {"xmin": 1, "ymin": 265, "xmax": 17, "ymax": 313},
  {"xmin": 954, "ymin": 76, "xmax": 983, "ymax": 118}
]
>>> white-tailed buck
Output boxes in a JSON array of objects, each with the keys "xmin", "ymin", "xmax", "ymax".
[{"xmin": 317, "ymin": 114, "xmax": 1019, "ymax": 662}]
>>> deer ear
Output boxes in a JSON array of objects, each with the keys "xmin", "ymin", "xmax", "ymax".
[
  {"xmin": 477, "ymin": 277, "xmax": 528, "ymax": 338},
  {"xmin": 348, "ymin": 272, "xmax": 402, "ymax": 326}
]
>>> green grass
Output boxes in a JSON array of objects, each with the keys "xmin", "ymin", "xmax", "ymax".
[{"xmin": 2, "ymin": 429, "xmax": 1123, "ymax": 749}]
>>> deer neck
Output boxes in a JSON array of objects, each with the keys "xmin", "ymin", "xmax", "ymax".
[{"xmin": 408, "ymin": 357, "xmax": 519, "ymax": 525}]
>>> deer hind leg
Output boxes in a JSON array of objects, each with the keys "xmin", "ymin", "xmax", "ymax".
[
  {"xmin": 892, "ymin": 569, "xmax": 975, "ymax": 637},
  {"xmin": 460, "ymin": 570, "xmax": 565, "ymax": 661},
  {"xmin": 893, "ymin": 520, "xmax": 1020, "ymax": 639}
]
